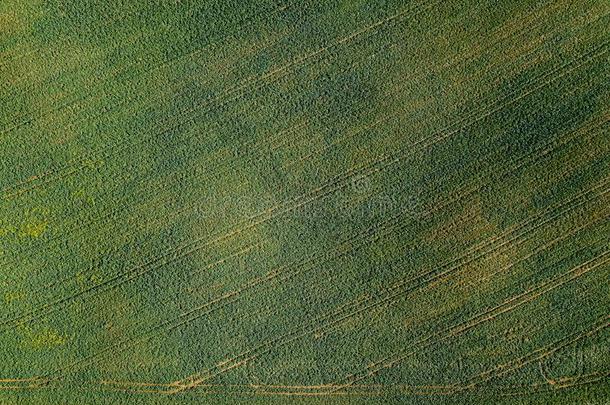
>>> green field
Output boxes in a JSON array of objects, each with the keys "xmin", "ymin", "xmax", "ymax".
[{"xmin": 1, "ymin": 0, "xmax": 609, "ymax": 403}]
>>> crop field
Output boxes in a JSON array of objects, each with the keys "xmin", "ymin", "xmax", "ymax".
[{"xmin": 0, "ymin": 0, "xmax": 609, "ymax": 404}]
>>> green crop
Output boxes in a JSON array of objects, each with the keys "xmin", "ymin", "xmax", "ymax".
[{"xmin": 0, "ymin": 0, "xmax": 608, "ymax": 403}]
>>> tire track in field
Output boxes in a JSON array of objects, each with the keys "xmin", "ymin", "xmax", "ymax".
[
  {"xmin": 236, "ymin": 316, "xmax": 605, "ymax": 397},
  {"xmin": 0, "ymin": 29, "xmax": 418, "ymax": 286},
  {"xmin": 0, "ymin": 2, "xmax": 150, "ymax": 71},
  {"xmin": 39, "ymin": 187, "xmax": 435, "ymax": 382},
  {"xmin": 322, "ymin": 222, "xmax": 609, "ymax": 347},
  {"xmin": 166, "ymin": 190, "xmax": 609, "ymax": 392},
  {"xmin": 0, "ymin": 19, "xmax": 390, "ymax": 201},
  {"xmin": 150, "ymin": 109, "xmax": 598, "ymax": 308},
  {"xmin": 453, "ymin": 212, "xmax": 609, "ymax": 291},
  {"xmin": 0, "ymin": 161, "xmax": 414, "ymax": 328},
  {"xmin": 0, "ymin": 1, "xmax": 288, "ymax": 130},
  {"xmin": 0, "ymin": 122, "xmax": 306, "ymax": 289},
  {"xmin": 1, "ymin": 21, "xmax": 604, "ymax": 360},
  {"xmin": 174, "ymin": 246, "xmax": 607, "ymax": 393},
  {"xmin": 3, "ymin": 12, "xmax": 604, "ymax": 282},
  {"xmin": 8, "ymin": 245, "xmax": 610, "ymax": 393},
  {"xmin": 537, "ymin": 355, "xmax": 608, "ymax": 389},
  {"xmin": 2, "ymin": 30, "xmax": 144, "ymax": 91},
  {"xmin": 453, "ymin": 315, "xmax": 610, "ymax": 393},
  {"xmin": 326, "ymin": 252, "xmax": 610, "ymax": 392},
  {"xmin": 10, "ymin": 0, "xmax": 582, "ymax": 201},
  {"xmin": 8, "ymin": 230, "xmax": 610, "ymax": 393},
  {"xmin": 0, "ymin": 0, "xmax": 526, "ymax": 193},
  {"xmin": 1, "ymin": 0, "xmax": 600, "ymax": 260},
  {"xmin": 7, "ymin": 13, "xmax": 604, "ymax": 294},
  {"xmin": 285, "ymin": 0, "xmax": 606, "ymax": 168},
  {"xmin": 3, "ymin": 0, "xmax": 591, "ymax": 199},
  {"xmin": 15, "ymin": 374, "xmax": 609, "ymax": 397},
  {"xmin": 47, "ymin": 169, "xmax": 607, "ymax": 387},
  {"xmin": 177, "ymin": 112, "xmax": 608, "ymax": 309},
  {"xmin": 1, "ymin": 0, "xmax": 604, "ymax": 284},
  {"xmin": 0, "ymin": 40, "xmax": 606, "ymax": 334},
  {"xmin": 1, "ymin": 50, "xmax": 600, "ymax": 328},
  {"xmin": 0, "ymin": 0, "xmax": 571, "ymax": 278},
  {"xmin": 0, "ymin": 0, "xmax": 435, "ymax": 194},
  {"xmin": 4, "ymin": 375, "xmax": 607, "ymax": 397},
  {"xmin": 0, "ymin": 19, "xmax": 288, "ymax": 179}
]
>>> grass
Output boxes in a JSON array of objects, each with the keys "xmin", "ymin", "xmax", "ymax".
[{"xmin": 0, "ymin": 0, "xmax": 609, "ymax": 403}]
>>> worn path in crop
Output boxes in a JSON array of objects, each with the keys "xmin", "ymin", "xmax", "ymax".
[{"xmin": 1, "ymin": 0, "xmax": 609, "ymax": 404}]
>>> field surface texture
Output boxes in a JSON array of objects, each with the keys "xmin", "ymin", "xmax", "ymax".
[{"xmin": 1, "ymin": 0, "xmax": 609, "ymax": 404}]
